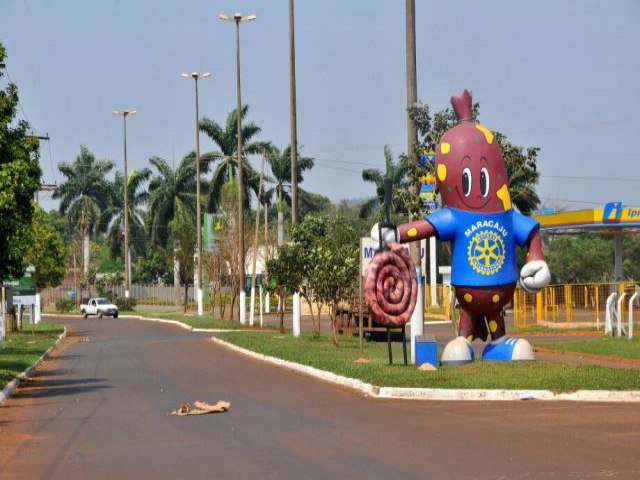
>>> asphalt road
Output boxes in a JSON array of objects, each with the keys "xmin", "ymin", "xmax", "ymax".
[{"xmin": 1, "ymin": 316, "xmax": 640, "ymax": 479}]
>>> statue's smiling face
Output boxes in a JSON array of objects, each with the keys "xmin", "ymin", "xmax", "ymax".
[{"xmin": 436, "ymin": 122, "xmax": 511, "ymax": 213}]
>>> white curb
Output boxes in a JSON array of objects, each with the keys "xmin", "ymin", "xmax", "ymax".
[
  {"xmin": 210, "ymin": 336, "xmax": 640, "ymax": 403},
  {"xmin": 1, "ymin": 327, "xmax": 67, "ymax": 406}
]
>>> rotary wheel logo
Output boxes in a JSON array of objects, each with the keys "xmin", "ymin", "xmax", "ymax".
[{"xmin": 467, "ymin": 230, "xmax": 506, "ymax": 276}]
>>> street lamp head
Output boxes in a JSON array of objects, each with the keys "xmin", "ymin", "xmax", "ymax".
[
  {"xmin": 219, "ymin": 12, "xmax": 255, "ymax": 22},
  {"xmin": 218, "ymin": 13, "xmax": 231, "ymax": 21},
  {"xmin": 112, "ymin": 109, "xmax": 137, "ymax": 116},
  {"xmin": 241, "ymin": 14, "xmax": 257, "ymax": 22},
  {"xmin": 181, "ymin": 72, "xmax": 211, "ymax": 79}
]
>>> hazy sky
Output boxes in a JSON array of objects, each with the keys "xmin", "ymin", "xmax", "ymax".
[{"xmin": 2, "ymin": 0, "xmax": 639, "ymax": 213}]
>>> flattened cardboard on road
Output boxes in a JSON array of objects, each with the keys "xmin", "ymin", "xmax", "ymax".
[{"xmin": 169, "ymin": 400, "xmax": 230, "ymax": 416}]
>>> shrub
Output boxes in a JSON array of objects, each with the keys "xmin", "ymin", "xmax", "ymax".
[
  {"xmin": 115, "ymin": 296, "xmax": 137, "ymax": 311},
  {"xmin": 55, "ymin": 297, "xmax": 76, "ymax": 313}
]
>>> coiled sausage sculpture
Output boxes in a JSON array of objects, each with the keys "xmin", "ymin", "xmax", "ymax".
[{"xmin": 364, "ymin": 242, "xmax": 418, "ymax": 328}]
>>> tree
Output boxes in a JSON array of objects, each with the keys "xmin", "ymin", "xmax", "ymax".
[
  {"xmin": 101, "ymin": 167, "xmax": 151, "ymax": 260},
  {"xmin": 543, "ymin": 234, "xmax": 612, "ymax": 283},
  {"xmin": 0, "ymin": 42, "xmax": 42, "ymax": 281},
  {"xmin": 132, "ymin": 247, "xmax": 172, "ymax": 285},
  {"xmin": 146, "ymin": 154, "xmax": 197, "ymax": 248},
  {"xmin": 266, "ymin": 243, "xmax": 305, "ymax": 333},
  {"xmin": 169, "ymin": 217, "xmax": 196, "ymax": 313},
  {"xmin": 25, "ymin": 206, "xmax": 68, "ymax": 290},
  {"xmin": 265, "ymin": 145, "xmax": 315, "ymax": 244},
  {"xmin": 53, "ymin": 146, "xmax": 114, "ymax": 275},
  {"xmin": 359, "ymin": 145, "xmax": 408, "ymax": 219},
  {"xmin": 307, "ymin": 217, "xmax": 359, "ymax": 346},
  {"xmin": 199, "ymin": 105, "xmax": 271, "ymax": 213}
]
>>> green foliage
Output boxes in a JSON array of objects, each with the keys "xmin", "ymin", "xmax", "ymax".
[
  {"xmin": 543, "ymin": 234, "xmax": 613, "ymax": 283},
  {"xmin": 114, "ymin": 296, "xmax": 137, "ymax": 311},
  {"xmin": 623, "ymin": 235, "xmax": 640, "ymax": 281},
  {"xmin": 133, "ymin": 247, "xmax": 172, "ymax": 285},
  {"xmin": 266, "ymin": 243, "xmax": 305, "ymax": 296},
  {"xmin": 26, "ymin": 206, "xmax": 68, "ymax": 290},
  {"xmin": 359, "ymin": 145, "xmax": 408, "ymax": 220},
  {"xmin": 0, "ymin": 42, "xmax": 42, "ymax": 280},
  {"xmin": 55, "ymin": 297, "xmax": 76, "ymax": 312},
  {"xmin": 96, "ymin": 271, "xmax": 123, "ymax": 298},
  {"xmin": 307, "ymin": 217, "xmax": 359, "ymax": 308}
]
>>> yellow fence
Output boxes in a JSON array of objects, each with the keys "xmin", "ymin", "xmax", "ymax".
[
  {"xmin": 422, "ymin": 282, "xmax": 639, "ymax": 328},
  {"xmin": 513, "ymin": 282, "xmax": 639, "ymax": 328}
]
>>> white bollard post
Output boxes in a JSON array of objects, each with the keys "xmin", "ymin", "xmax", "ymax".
[
  {"xmin": 265, "ymin": 292, "xmax": 270, "ymax": 313},
  {"xmin": 410, "ymin": 266, "xmax": 424, "ymax": 364},
  {"xmin": 249, "ymin": 287, "xmax": 255, "ymax": 326},
  {"xmin": 239, "ymin": 290, "xmax": 246, "ymax": 325},
  {"xmin": 259, "ymin": 285, "xmax": 264, "ymax": 327},
  {"xmin": 292, "ymin": 292, "xmax": 301, "ymax": 337},
  {"xmin": 617, "ymin": 293, "xmax": 627, "ymax": 337},
  {"xmin": 628, "ymin": 293, "xmax": 638, "ymax": 340},
  {"xmin": 35, "ymin": 294, "xmax": 41, "ymax": 324},
  {"xmin": 605, "ymin": 293, "xmax": 616, "ymax": 335},
  {"xmin": 429, "ymin": 237, "xmax": 438, "ymax": 306}
]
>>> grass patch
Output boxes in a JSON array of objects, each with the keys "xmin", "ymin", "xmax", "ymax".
[
  {"xmin": 508, "ymin": 324, "xmax": 600, "ymax": 335},
  {"xmin": 217, "ymin": 331, "xmax": 640, "ymax": 392},
  {"xmin": 541, "ymin": 336, "xmax": 640, "ymax": 360},
  {"xmin": 0, "ymin": 323, "xmax": 64, "ymax": 387}
]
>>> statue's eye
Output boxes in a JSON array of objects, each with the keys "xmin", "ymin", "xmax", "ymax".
[
  {"xmin": 480, "ymin": 167, "xmax": 490, "ymax": 197},
  {"xmin": 462, "ymin": 168, "xmax": 472, "ymax": 197}
]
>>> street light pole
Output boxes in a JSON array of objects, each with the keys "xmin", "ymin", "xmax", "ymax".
[
  {"xmin": 219, "ymin": 12, "xmax": 256, "ymax": 303},
  {"xmin": 112, "ymin": 109, "xmax": 137, "ymax": 299},
  {"xmin": 289, "ymin": 0, "xmax": 299, "ymax": 225},
  {"xmin": 181, "ymin": 72, "xmax": 211, "ymax": 316}
]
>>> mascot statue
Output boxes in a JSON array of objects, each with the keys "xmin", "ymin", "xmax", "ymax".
[{"xmin": 368, "ymin": 90, "xmax": 550, "ymax": 365}]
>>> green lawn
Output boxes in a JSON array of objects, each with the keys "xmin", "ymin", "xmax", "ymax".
[
  {"xmin": 216, "ymin": 331, "xmax": 640, "ymax": 392},
  {"xmin": 0, "ymin": 323, "xmax": 64, "ymax": 387},
  {"xmin": 541, "ymin": 336, "xmax": 640, "ymax": 360}
]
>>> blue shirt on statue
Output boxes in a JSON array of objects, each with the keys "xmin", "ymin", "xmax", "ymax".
[{"xmin": 426, "ymin": 207, "xmax": 538, "ymax": 287}]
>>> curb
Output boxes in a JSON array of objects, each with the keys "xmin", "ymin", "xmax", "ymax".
[
  {"xmin": 210, "ymin": 337, "xmax": 640, "ymax": 403},
  {"xmin": 0, "ymin": 327, "xmax": 68, "ymax": 406}
]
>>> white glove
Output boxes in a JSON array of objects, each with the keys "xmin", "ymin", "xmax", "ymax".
[
  {"xmin": 370, "ymin": 222, "xmax": 398, "ymax": 248},
  {"xmin": 519, "ymin": 260, "xmax": 551, "ymax": 294}
]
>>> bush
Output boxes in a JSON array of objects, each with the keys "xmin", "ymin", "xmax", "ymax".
[
  {"xmin": 115, "ymin": 296, "xmax": 137, "ymax": 311},
  {"xmin": 55, "ymin": 297, "xmax": 77, "ymax": 313}
]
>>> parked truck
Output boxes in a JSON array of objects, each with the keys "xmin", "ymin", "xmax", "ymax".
[{"xmin": 80, "ymin": 298, "xmax": 119, "ymax": 319}]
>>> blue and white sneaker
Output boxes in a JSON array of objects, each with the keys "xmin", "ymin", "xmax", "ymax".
[
  {"xmin": 482, "ymin": 336, "xmax": 535, "ymax": 361},
  {"xmin": 441, "ymin": 336, "xmax": 475, "ymax": 366}
]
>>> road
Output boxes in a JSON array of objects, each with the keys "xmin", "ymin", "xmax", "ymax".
[{"xmin": 1, "ymin": 316, "xmax": 640, "ymax": 479}]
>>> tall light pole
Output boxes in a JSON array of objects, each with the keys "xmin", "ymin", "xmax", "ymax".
[
  {"xmin": 112, "ymin": 109, "xmax": 137, "ymax": 299},
  {"xmin": 219, "ymin": 12, "xmax": 256, "ymax": 299},
  {"xmin": 181, "ymin": 72, "xmax": 211, "ymax": 316},
  {"xmin": 289, "ymin": 0, "xmax": 299, "ymax": 225}
]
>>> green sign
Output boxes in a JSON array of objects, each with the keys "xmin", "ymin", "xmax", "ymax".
[{"xmin": 6, "ymin": 265, "xmax": 36, "ymax": 296}]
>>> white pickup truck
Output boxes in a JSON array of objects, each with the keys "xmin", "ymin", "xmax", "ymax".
[{"xmin": 80, "ymin": 298, "xmax": 119, "ymax": 319}]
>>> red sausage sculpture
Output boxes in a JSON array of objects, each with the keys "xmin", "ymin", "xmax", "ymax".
[{"xmin": 370, "ymin": 90, "xmax": 551, "ymax": 364}]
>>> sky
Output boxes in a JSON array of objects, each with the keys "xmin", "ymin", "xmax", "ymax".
[{"xmin": 2, "ymin": 0, "xmax": 640, "ymax": 214}]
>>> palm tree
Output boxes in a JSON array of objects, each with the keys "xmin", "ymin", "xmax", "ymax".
[
  {"xmin": 101, "ymin": 167, "xmax": 151, "ymax": 261},
  {"xmin": 264, "ymin": 145, "xmax": 315, "ymax": 245},
  {"xmin": 199, "ymin": 105, "xmax": 271, "ymax": 213},
  {"xmin": 359, "ymin": 145, "xmax": 408, "ymax": 219},
  {"xmin": 146, "ymin": 153, "xmax": 198, "ymax": 248},
  {"xmin": 53, "ymin": 145, "xmax": 114, "ymax": 274}
]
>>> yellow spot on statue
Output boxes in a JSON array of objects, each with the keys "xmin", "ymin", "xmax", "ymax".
[
  {"xmin": 488, "ymin": 320, "xmax": 498, "ymax": 333},
  {"xmin": 407, "ymin": 227, "xmax": 418, "ymax": 238},
  {"xmin": 437, "ymin": 164, "xmax": 447, "ymax": 182},
  {"xmin": 492, "ymin": 294, "xmax": 500, "ymax": 303},
  {"xmin": 475, "ymin": 123, "xmax": 494, "ymax": 144},
  {"xmin": 496, "ymin": 184, "xmax": 512, "ymax": 210},
  {"xmin": 467, "ymin": 335, "xmax": 474, "ymax": 342},
  {"xmin": 464, "ymin": 293, "xmax": 473, "ymax": 303},
  {"xmin": 440, "ymin": 142, "xmax": 450, "ymax": 154}
]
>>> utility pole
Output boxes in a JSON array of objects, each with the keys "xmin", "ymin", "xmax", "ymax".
[{"xmin": 289, "ymin": 0, "xmax": 299, "ymax": 225}]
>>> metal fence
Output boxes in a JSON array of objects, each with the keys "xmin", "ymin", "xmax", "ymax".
[{"xmin": 513, "ymin": 282, "xmax": 640, "ymax": 328}]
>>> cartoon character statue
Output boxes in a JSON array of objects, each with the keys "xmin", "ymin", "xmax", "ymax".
[{"xmin": 372, "ymin": 90, "xmax": 550, "ymax": 364}]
